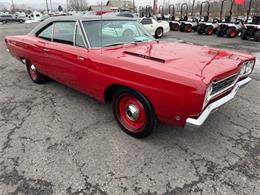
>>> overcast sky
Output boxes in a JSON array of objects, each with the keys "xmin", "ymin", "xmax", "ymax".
[{"xmin": 0, "ymin": 0, "xmax": 188, "ymax": 8}]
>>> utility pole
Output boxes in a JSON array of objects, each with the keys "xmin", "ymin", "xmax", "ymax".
[
  {"xmin": 66, "ymin": 0, "xmax": 68, "ymax": 12},
  {"xmin": 11, "ymin": 0, "xmax": 15, "ymax": 12},
  {"xmin": 191, "ymin": 0, "xmax": 196, "ymax": 16},
  {"xmin": 49, "ymin": 0, "xmax": 53, "ymax": 13},
  {"xmin": 45, "ymin": 0, "xmax": 49, "ymax": 13},
  {"xmin": 153, "ymin": 0, "xmax": 157, "ymax": 15}
]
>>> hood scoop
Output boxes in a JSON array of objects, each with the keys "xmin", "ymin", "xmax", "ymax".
[{"xmin": 124, "ymin": 51, "xmax": 166, "ymax": 63}]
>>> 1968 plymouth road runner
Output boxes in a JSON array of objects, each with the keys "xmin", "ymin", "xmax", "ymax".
[{"xmin": 5, "ymin": 16, "xmax": 255, "ymax": 138}]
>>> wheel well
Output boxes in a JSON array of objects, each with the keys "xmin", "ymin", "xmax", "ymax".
[
  {"xmin": 156, "ymin": 27, "xmax": 163, "ymax": 31},
  {"xmin": 104, "ymin": 84, "xmax": 129, "ymax": 103},
  {"xmin": 20, "ymin": 57, "xmax": 28, "ymax": 64}
]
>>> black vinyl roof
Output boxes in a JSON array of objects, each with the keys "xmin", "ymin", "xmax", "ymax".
[{"xmin": 29, "ymin": 15, "xmax": 136, "ymax": 35}]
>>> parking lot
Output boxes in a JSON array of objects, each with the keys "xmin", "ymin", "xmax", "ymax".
[{"xmin": 0, "ymin": 22, "xmax": 259, "ymax": 195}]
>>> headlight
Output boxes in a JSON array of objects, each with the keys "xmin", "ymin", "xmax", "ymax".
[
  {"xmin": 245, "ymin": 61, "xmax": 254, "ymax": 74},
  {"xmin": 203, "ymin": 84, "xmax": 213, "ymax": 109},
  {"xmin": 240, "ymin": 64, "xmax": 246, "ymax": 75},
  {"xmin": 240, "ymin": 60, "xmax": 255, "ymax": 76}
]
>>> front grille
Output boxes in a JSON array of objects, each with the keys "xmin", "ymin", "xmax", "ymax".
[{"xmin": 211, "ymin": 74, "xmax": 239, "ymax": 95}]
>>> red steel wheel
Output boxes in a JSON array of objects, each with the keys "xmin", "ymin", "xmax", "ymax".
[
  {"xmin": 112, "ymin": 88, "xmax": 156, "ymax": 138},
  {"xmin": 26, "ymin": 60, "xmax": 48, "ymax": 84},
  {"xmin": 29, "ymin": 64, "xmax": 38, "ymax": 81},
  {"xmin": 227, "ymin": 28, "xmax": 237, "ymax": 38},
  {"xmin": 206, "ymin": 27, "xmax": 214, "ymax": 35},
  {"xmin": 185, "ymin": 25, "xmax": 193, "ymax": 33},
  {"xmin": 173, "ymin": 23, "xmax": 179, "ymax": 31}
]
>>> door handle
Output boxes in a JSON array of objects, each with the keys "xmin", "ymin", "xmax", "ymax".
[
  {"xmin": 77, "ymin": 56, "xmax": 85, "ymax": 61},
  {"xmin": 43, "ymin": 48, "xmax": 50, "ymax": 52}
]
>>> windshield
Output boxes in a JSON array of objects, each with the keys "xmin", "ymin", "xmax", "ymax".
[{"xmin": 82, "ymin": 20, "xmax": 154, "ymax": 48}]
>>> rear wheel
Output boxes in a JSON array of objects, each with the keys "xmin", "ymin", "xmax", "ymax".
[
  {"xmin": 112, "ymin": 88, "xmax": 156, "ymax": 138},
  {"xmin": 254, "ymin": 30, "xmax": 260, "ymax": 42},
  {"xmin": 180, "ymin": 24, "xmax": 185, "ymax": 32},
  {"xmin": 216, "ymin": 27, "xmax": 224, "ymax": 37},
  {"xmin": 155, "ymin": 27, "xmax": 163, "ymax": 38},
  {"xmin": 227, "ymin": 28, "xmax": 237, "ymax": 38},
  {"xmin": 26, "ymin": 61, "xmax": 48, "ymax": 84},
  {"xmin": 205, "ymin": 26, "xmax": 214, "ymax": 35},
  {"xmin": 197, "ymin": 26, "xmax": 203, "ymax": 35}
]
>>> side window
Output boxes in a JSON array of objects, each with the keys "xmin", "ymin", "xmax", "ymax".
[
  {"xmin": 75, "ymin": 24, "xmax": 85, "ymax": 48},
  {"xmin": 38, "ymin": 23, "xmax": 53, "ymax": 41},
  {"xmin": 141, "ymin": 18, "xmax": 152, "ymax": 25},
  {"xmin": 53, "ymin": 22, "xmax": 75, "ymax": 45}
]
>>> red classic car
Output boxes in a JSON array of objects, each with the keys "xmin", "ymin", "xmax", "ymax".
[{"xmin": 5, "ymin": 16, "xmax": 255, "ymax": 138}]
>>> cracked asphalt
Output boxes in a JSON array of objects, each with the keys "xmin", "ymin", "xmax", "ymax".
[{"xmin": 0, "ymin": 23, "xmax": 260, "ymax": 195}]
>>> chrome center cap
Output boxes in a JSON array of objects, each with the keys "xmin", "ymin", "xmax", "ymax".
[
  {"xmin": 31, "ymin": 64, "xmax": 36, "ymax": 72},
  {"xmin": 125, "ymin": 104, "xmax": 140, "ymax": 121}
]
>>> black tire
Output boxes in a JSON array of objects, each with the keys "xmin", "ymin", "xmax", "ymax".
[
  {"xmin": 216, "ymin": 27, "xmax": 224, "ymax": 37},
  {"xmin": 197, "ymin": 26, "xmax": 203, "ymax": 35},
  {"xmin": 26, "ymin": 60, "xmax": 48, "ymax": 84},
  {"xmin": 240, "ymin": 29, "xmax": 248, "ymax": 40},
  {"xmin": 155, "ymin": 27, "xmax": 163, "ymax": 38},
  {"xmin": 2, "ymin": 20, "xmax": 7, "ymax": 24},
  {"xmin": 180, "ymin": 24, "xmax": 185, "ymax": 32},
  {"xmin": 226, "ymin": 28, "xmax": 237, "ymax": 38},
  {"xmin": 19, "ymin": 20, "xmax": 24, "ymax": 23},
  {"xmin": 254, "ymin": 30, "xmax": 260, "ymax": 42},
  {"xmin": 112, "ymin": 88, "xmax": 156, "ymax": 138}
]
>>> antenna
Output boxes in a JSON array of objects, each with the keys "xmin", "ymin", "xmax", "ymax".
[{"xmin": 101, "ymin": 0, "xmax": 103, "ymax": 55}]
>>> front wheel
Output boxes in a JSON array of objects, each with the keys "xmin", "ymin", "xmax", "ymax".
[
  {"xmin": 205, "ymin": 27, "xmax": 214, "ymax": 35},
  {"xmin": 155, "ymin": 28, "xmax": 163, "ymax": 38},
  {"xmin": 112, "ymin": 88, "xmax": 156, "ymax": 138},
  {"xmin": 226, "ymin": 28, "xmax": 237, "ymax": 38},
  {"xmin": 171, "ymin": 23, "xmax": 179, "ymax": 31}
]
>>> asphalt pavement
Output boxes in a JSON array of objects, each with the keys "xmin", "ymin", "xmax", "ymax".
[{"xmin": 0, "ymin": 22, "xmax": 259, "ymax": 195}]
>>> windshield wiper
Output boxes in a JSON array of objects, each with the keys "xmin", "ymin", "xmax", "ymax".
[{"xmin": 104, "ymin": 42, "xmax": 125, "ymax": 47}]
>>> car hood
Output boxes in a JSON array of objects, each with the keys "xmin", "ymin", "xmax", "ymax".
[{"xmin": 104, "ymin": 41, "xmax": 253, "ymax": 84}]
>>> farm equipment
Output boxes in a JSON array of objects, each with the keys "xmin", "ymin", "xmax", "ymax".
[
  {"xmin": 241, "ymin": 0, "xmax": 260, "ymax": 42},
  {"xmin": 216, "ymin": 0, "xmax": 244, "ymax": 38},
  {"xmin": 197, "ymin": 1, "xmax": 220, "ymax": 35},
  {"xmin": 179, "ymin": 3, "xmax": 199, "ymax": 33},
  {"xmin": 168, "ymin": 4, "xmax": 181, "ymax": 31}
]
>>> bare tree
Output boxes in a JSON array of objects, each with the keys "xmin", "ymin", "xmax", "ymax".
[{"xmin": 69, "ymin": 0, "xmax": 88, "ymax": 11}]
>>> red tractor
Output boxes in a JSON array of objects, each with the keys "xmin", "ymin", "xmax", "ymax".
[
  {"xmin": 179, "ymin": 3, "xmax": 199, "ymax": 33},
  {"xmin": 168, "ymin": 4, "xmax": 181, "ymax": 31},
  {"xmin": 197, "ymin": 1, "xmax": 220, "ymax": 35},
  {"xmin": 216, "ymin": 0, "xmax": 244, "ymax": 38}
]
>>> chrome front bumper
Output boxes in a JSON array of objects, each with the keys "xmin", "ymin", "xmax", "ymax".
[{"xmin": 185, "ymin": 77, "xmax": 252, "ymax": 129}]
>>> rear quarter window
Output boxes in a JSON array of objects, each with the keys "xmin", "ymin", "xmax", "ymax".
[{"xmin": 53, "ymin": 22, "xmax": 75, "ymax": 45}]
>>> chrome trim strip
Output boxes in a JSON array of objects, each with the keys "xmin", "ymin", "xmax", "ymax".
[
  {"xmin": 79, "ymin": 20, "xmax": 91, "ymax": 48},
  {"xmin": 210, "ymin": 72, "xmax": 240, "ymax": 99},
  {"xmin": 185, "ymin": 77, "xmax": 252, "ymax": 129},
  {"xmin": 73, "ymin": 22, "xmax": 77, "ymax": 46}
]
